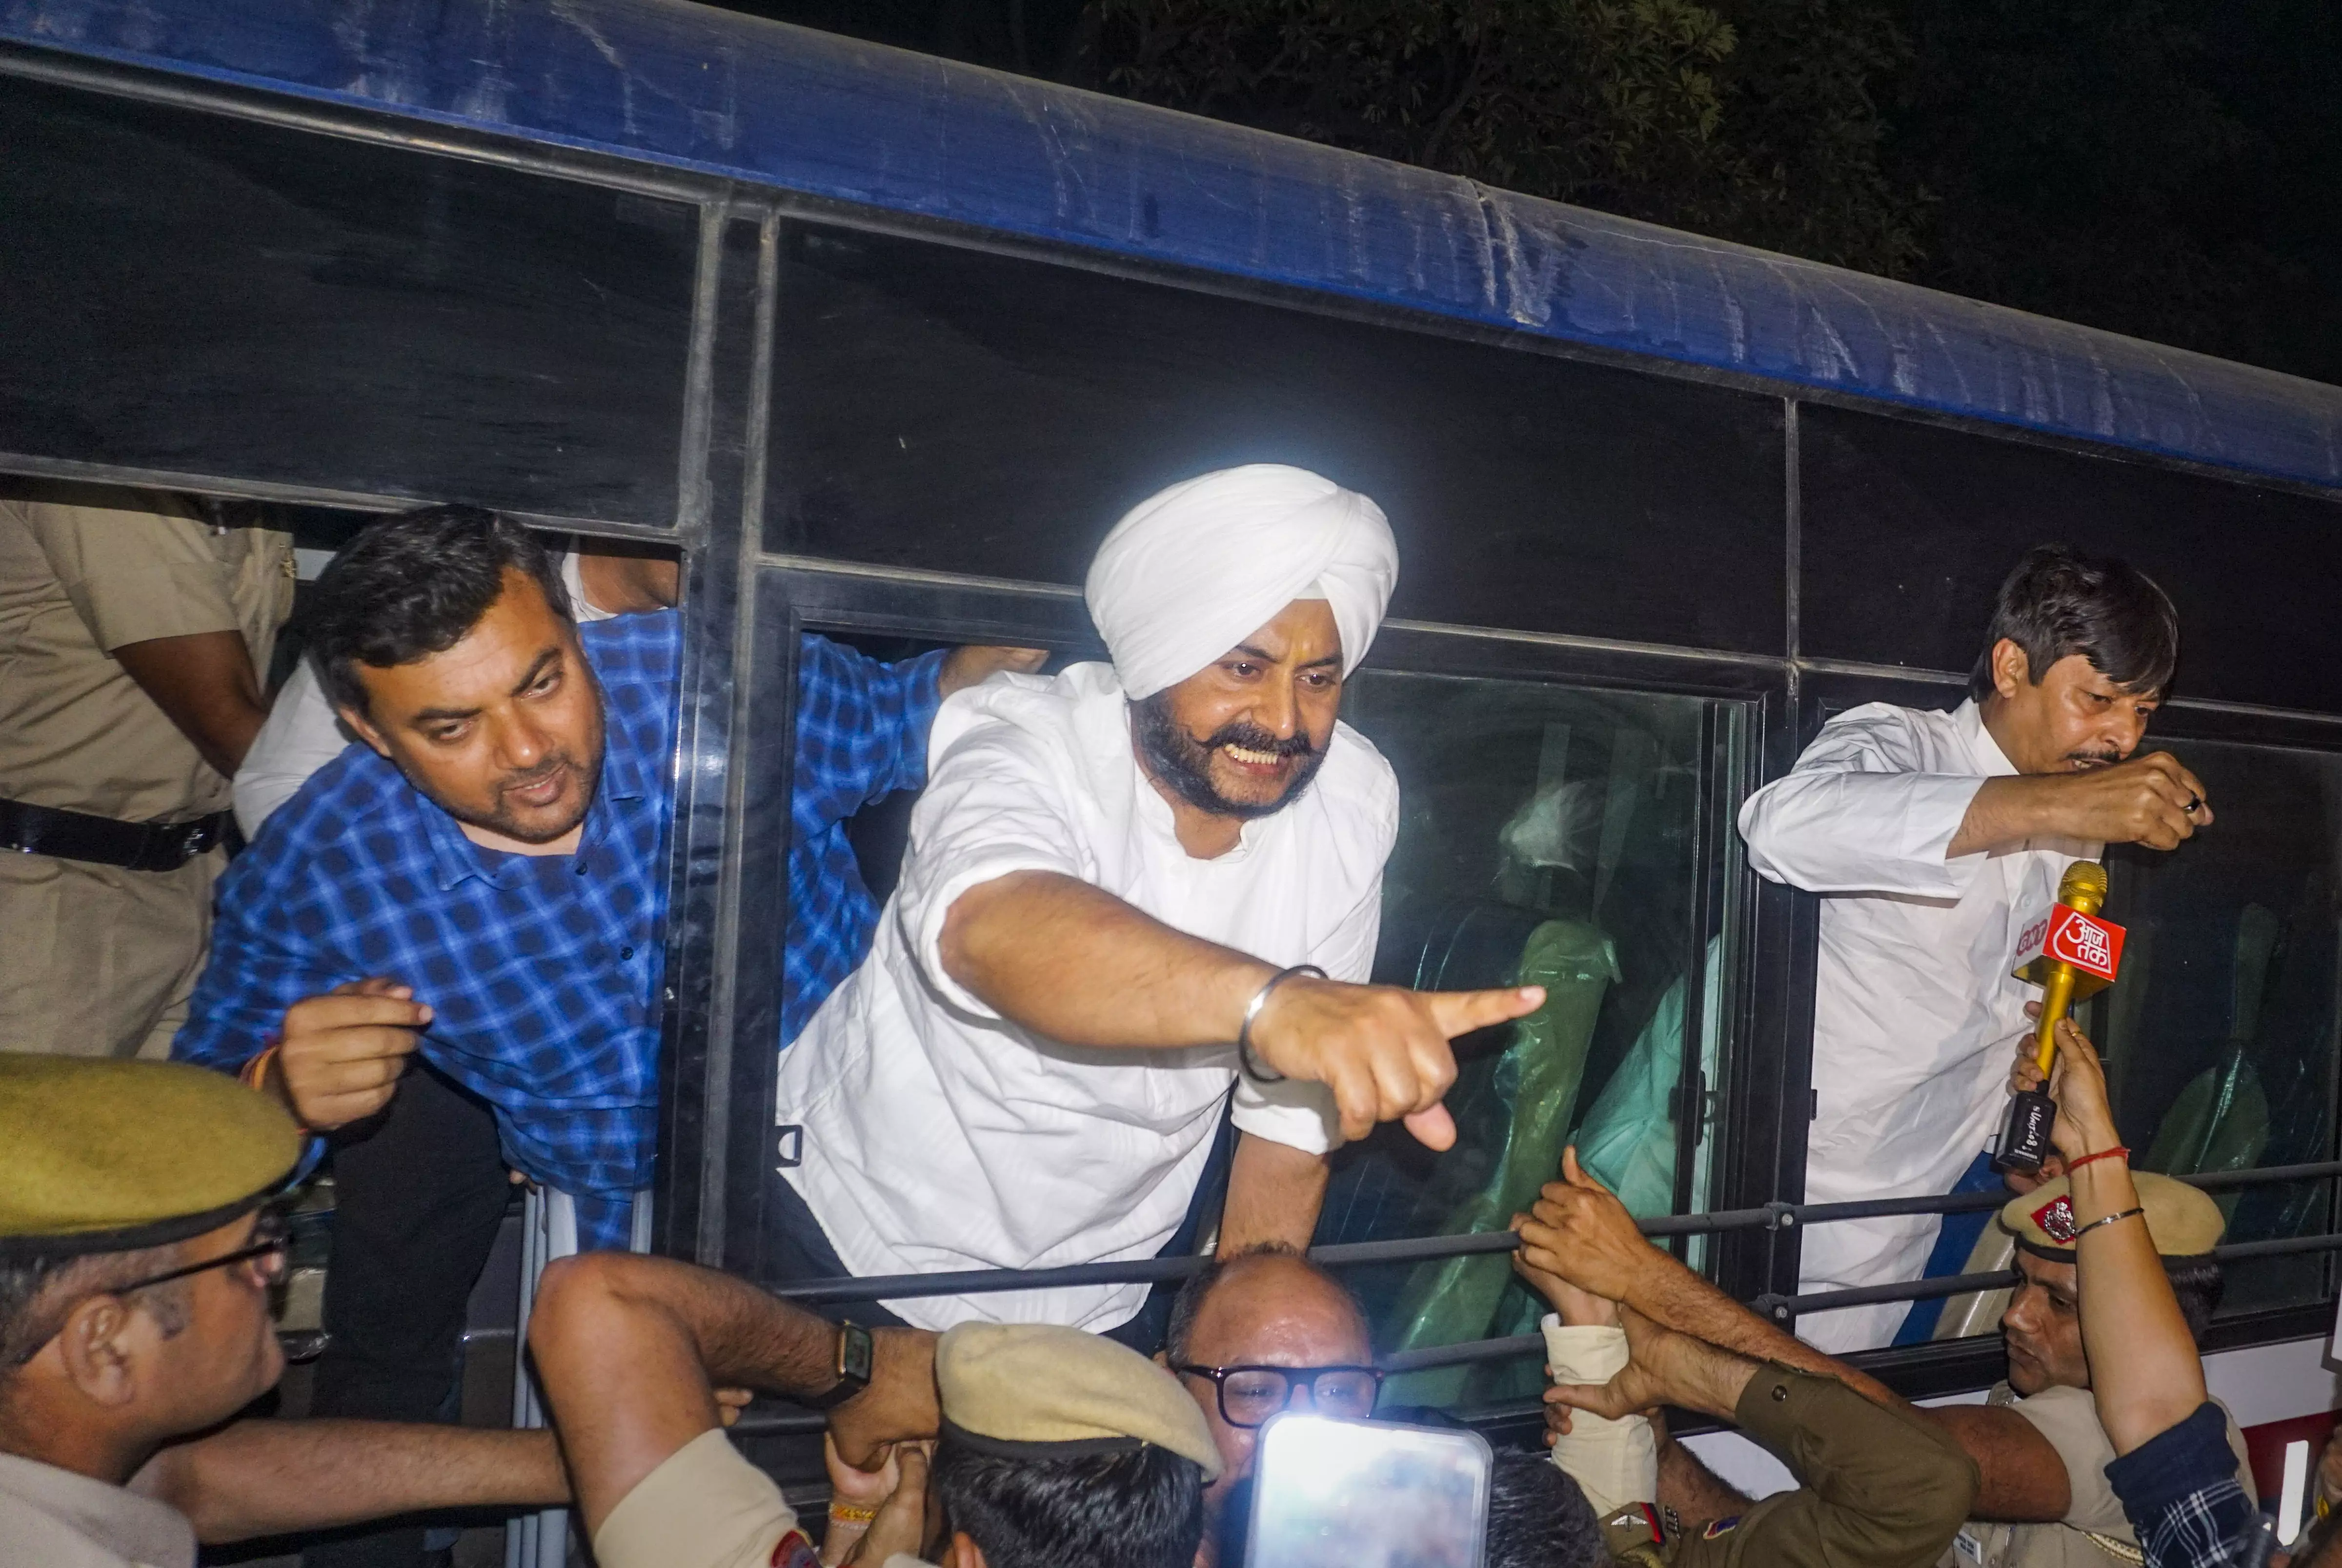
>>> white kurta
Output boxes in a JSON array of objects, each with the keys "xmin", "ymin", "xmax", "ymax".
[
  {"xmin": 775, "ymin": 662, "xmax": 1397, "ymax": 1332},
  {"xmin": 1738, "ymin": 698, "xmax": 2099, "ymax": 1350}
]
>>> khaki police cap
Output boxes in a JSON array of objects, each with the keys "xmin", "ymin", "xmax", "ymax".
[
  {"xmin": 1998, "ymin": 1171, "xmax": 2224, "ymax": 1263},
  {"xmin": 0, "ymin": 1056, "xmax": 303, "ymax": 1258},
  {"xmin": 936, "ymin": 1322, "xmax": 1224, "ymax": 1480}
]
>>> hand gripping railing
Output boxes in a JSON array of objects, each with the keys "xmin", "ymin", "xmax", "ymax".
[
  {"xmin": 727, "ymin": 1160, "xmax": 2342, "ymax": 1434},
  {"xmin": 764, "ymin": 1160, "xmax": 2342, "ymax": 1375}
]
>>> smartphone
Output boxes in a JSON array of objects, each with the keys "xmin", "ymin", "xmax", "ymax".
[{"xmin": 1246, "ymin": 1413, "xmax": 1493, "ymax": 1568}]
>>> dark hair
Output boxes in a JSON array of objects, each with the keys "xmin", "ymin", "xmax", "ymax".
[
  {"xmin": 1969, "ymin": 545, "xmax": 2179, "ymax": 702},
  {"xmin": 1487, "ymin": 1450, "xmax": 1607, "ymax": 1568},
  {"xmin": 1165, "ymin": 1243, "xmax": 1361, "ymax": 1367},
  {"xmin": 1, "ymin": 1246, "xmax": 190, "ymax": 1372},
  {"xmin": 933, "ymin": 1437, "xmax": 1205, "ymax": 1568},
  {"xmin": 307, "ymin": 504, "xmax": 570, "ymax": 715},
  {"xmin": 2163, "ymin": 1257, "xmax": 2224, "ymax": 1346}
]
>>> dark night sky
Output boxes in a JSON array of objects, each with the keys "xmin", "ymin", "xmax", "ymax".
[{"xmin": 713, "ymin": 0, "xmax": 2342, "ymax": 390}]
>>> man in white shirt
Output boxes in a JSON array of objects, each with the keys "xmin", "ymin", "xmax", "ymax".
[
  {"xmin": 771, "ymin": 464, "xmax": 1543, "ymax": 1342},
  {"xmin": 1738, "ymin": 545, "xmax": 2208, "ymax": 1351}
]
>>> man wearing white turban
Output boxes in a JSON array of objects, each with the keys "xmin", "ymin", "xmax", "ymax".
[{"xmin": 769, "ymin": 465, "xmax": 1544, "ymax": 1341}]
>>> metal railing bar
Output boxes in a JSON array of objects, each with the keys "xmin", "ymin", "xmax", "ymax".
[
  {"xmin": 765, "ymin": 1161, "xmax": 2342, "ymax": 1306},
  {"xmin": 1751, "ymin": 1269, "xmax": 2022, "ymax": 1321},
  {"xmin": 1381, "ymin": 1332, "xmax": 1547, "ymax": 1375},
  {"xmin": 1388, "ymin": 1229, "xmax": 2342, "ymax": 1372},
  {"xmin": 732, "ymin": 1229, "xmax": 2342, "ymax": 1404},
  {"xmin": 773, "ymin": 1254, "xmax": 1210, "ymax": 1304}
]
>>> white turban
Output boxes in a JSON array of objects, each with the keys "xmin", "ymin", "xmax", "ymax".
[{"xmin": 1083, "ymin": 465, "xmax": 1399, "ymax": 701}]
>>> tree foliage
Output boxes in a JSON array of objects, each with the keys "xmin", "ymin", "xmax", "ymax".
[
  {"xmin": 730, "ymin": 0, "xmax": 2342, "ymax": 383},
  {"xmin": 1087, "ymin": 0, "xmax": 1923, "ymax": 276}
]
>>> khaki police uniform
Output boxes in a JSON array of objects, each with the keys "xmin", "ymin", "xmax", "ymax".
[
  {"xmin": 0, "ymin": 483, "xmax": 292, "ymax": 1058},
  {"xmin": 0, "ymin": 1450, "xmax": 197, "ymax": 1568},
  {"xmin": 0, "ymin": 1055, "xmax": 305, "ymax": 1568},
  {"xmin": 1938, "ymin": 1173, "xmax": 2241, "ymax": 1568},
  {"xmin": 1598, "ymin": 1366, "xmax": 1979, "ymax": 1568},
  {"xmin": 1938, "ymin": 1382, "xmax": 2251, "ymax": 1568},
  {"xmin": 593, "ymin": 1321, "xmax": 1221, "ymax": 1568}
]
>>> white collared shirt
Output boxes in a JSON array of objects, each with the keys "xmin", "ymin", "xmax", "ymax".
[
  {"xmin": 775, "ymin": 662, "xmax": 1396, "ymax": 1332},
  {"xmin": 1738, "ymin": 698, "xmax": 2099, "ymax": 1350}
]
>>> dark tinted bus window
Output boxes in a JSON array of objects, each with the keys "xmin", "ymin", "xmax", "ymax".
[
  {"xmin": 767, "ymin": 223, "xmax": 1788, "ymax": 655},
  {"xmin": 1317, "ymin": 670, "xmax": 1740, "ymax": 1407},
  {"xmin": 2097, "ymin": 737, "xmax": 2342, "ymax": 1318},
  {"xmin": 1798, "ymin": 404, "xmax": 2342, "ymax": 712},
  {"xmin": 0, "ymin": 79, "xmax": 698, "ymax": 525}
]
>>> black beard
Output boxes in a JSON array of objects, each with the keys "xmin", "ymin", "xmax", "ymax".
[{"xmin": 1130, "ymin": 692, "xmax": 1325, "ymax": 821}]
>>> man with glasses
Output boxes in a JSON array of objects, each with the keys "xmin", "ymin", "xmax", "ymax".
[
  {"xmin": 1158, "ymin": 1243, "xmax": 1381, "ymax": 1565},
  {"xmin": 0, "ymin": 1055, "xmax": 571, "ymax": 1568}
]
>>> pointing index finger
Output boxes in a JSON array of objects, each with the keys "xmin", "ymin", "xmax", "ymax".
[{"xmin": 1424, "ymin": 985, "xmax": 1546, "ymax": 1040}]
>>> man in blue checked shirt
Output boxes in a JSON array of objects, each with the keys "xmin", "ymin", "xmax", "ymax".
[{"xmin": 172, "ymin": 506, "xmax": 1034, "ymax": 1568}]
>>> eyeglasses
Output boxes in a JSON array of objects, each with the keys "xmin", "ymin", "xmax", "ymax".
[
  {"xmin": 1173, "ymin": 1362, "xmax": 1384, "ymax": 1428},
  {"xmin": 108, "ymin": 1214, "xmax": 291, "ymax": 1295},
  {"xmin": 7, "ymin": 1214, "xmax": 291, "ymax": 1366}
]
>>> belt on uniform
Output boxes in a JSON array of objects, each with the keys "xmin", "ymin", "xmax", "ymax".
[{"xmin": 0, "ymin": 797, "xmax": 232, "ymax": 872}]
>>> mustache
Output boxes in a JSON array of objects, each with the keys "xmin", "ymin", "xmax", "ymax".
[
  {"xmin": 2065, "ymin": 749, "xmax": 2124, "ymax": 769},
  {"xmin": 496, "ymin": 756, "xmax": 575, "ymax": 796},
  {"xmin": 1199, "ymin": 721, "xmax": 1316, "ymax": 759}
]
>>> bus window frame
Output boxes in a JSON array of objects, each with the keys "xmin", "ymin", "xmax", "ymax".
[
  {"xmin": 1791, "ymin": 664, "xmax": 2342, "ymax": 1380},
  {"xmin": 701, "ymin": 562, "xmax": 1802, "ymax": 1326}
]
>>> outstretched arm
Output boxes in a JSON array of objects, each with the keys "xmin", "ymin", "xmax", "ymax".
[
  {"xmin": 1514, "ymin": 1149, "xmax": 1904, "ymax": 1410},
  {"xmin": 1515, "ymin": 1147, "xmax": 2071, "ymax": 1521},
  {"xmin": 527, "ymin": 1251, "xmax": 937, "ymax": 1538},
  {"xmin": 2019, "ymin": 1020, "xmax": 2207, "ymax": 1450},
  {"xmin": 942, "ymin": 869, "xmax": 1540, "ymax": 1147},
  {"xmin": 129, "ymin": 1421, "xmax": 566, "ymax": 1544}
]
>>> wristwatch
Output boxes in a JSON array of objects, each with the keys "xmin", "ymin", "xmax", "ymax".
[{"xmin": 800, "ymin": 1321, "xmax": 873, "ymax": 1410}]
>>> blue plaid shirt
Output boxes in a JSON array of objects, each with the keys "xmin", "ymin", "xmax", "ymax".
[
  {"xmin": 2104, "ymin": 1402, "xmax": 2268, "ymax": 1568},
  {"xmin": 786, "ymin": 635, "xmax": 941, "ymax": 1041},
  {"xmin": 176, "ymin": 614, "xmax": 941, "ymax": 1248}
]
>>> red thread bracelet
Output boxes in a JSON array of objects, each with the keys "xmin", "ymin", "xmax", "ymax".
[{"xmin": 2065, "ymin": 1146, "xmax": 2130, "ymax": 1173}]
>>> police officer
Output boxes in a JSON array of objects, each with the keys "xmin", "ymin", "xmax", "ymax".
[
  {"xmin": 0, "ymin": 482, "xmax": 292, "ymax": 1058},
  {"xmin": 1935, "ymin": 1171, "xmax": 2241, "ymax": 1568},
  {"xmin": 1547, "ymin": 1305, "xmax": 1978, "ymax": 1567},
  {"xmin": 0, "ymin": 1055, "xmax": 570, "ymax": 1568}
]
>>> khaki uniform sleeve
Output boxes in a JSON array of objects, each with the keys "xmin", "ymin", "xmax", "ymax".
[
  {"xmin": 1666, "ymin": 1367, "xmax": 1979, "ymax": 1568},
  {"xmin": 2006, "ymin": 1384, "xmax": 2132, "ymax": 1535},
  {"xmin": 591, "ymin": 1429, "xmax": 803, "ymax": 1568},
  {"xmin": 20, "ymin": 488, "xmax": 240, "ymax": 652}
]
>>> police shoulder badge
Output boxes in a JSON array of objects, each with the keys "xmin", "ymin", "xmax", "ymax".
[
  {"xmin": 2032, "ymin": 1195, "xmax": 2079, "ymax": 1244},
  {"xmin": 771, "ymin": 1530, "xmax": 822, "ymax": 1568},
  {"xmin": 1703, "ymin": 1517, "xmax": 1741, "ymax": 1539}
]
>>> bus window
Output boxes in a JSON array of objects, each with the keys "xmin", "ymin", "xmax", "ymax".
[
  {"xmin": 1315, "ymin": 670, "xmax": 1742, "ymax": 1408},
  {"xmin": 2098, "ymin": 736, "xmax": 2342, "ymax": 1320}
]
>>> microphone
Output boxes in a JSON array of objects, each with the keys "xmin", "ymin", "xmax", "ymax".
[{"xmin": 1997, "ymin": 860, "xmax": 2125, "ymax": 1173}]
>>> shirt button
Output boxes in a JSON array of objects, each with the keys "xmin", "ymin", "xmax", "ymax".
[
  {"xmin": 621, "ymin": 946, "xmax": 635, "ymax": 960},
  {"xmin": 1771, "ymin": 1383, "xmax": 1789, "ymax": 1402},
  {"xmin": 574, "ymin": 859, "xmax": 589, "ymax": 876}
]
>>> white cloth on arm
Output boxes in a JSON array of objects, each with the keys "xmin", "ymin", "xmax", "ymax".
[
  {"xmin": 774, "ymin": 662, "xmax": 1397, "ymax": 1332},
  {"xmin": 1736, "ymin": 698, "xmax": 2099, "ymax": 1351},
  {"xmin": 1540, "ymin": 1317, "xmax": 1658, "ymax": 1515},
  {"xmin": 1083, "ymin": 464, "xmax": 1398, "ymax": 700},
  {"xmin": 232, "ymin": 550, "xmax": 613, "ymax": 839}
]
